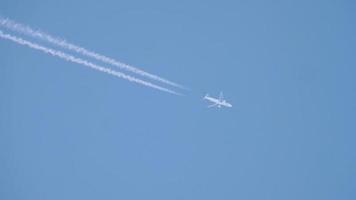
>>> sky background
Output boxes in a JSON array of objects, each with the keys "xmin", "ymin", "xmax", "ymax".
[{"xmin": 1, "ymin": 0, "xmax": 355, "ymax": 199}]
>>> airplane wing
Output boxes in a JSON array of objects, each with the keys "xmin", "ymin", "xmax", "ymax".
[
  {"xmin": 219, "ymin": 92, "xmax": 224, "ymax": 101},
  {"xmin": 208, "ymin": 103, "xmax": 218, "ymax": 108}
]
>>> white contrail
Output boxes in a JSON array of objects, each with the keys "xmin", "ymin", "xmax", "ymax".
[
  {"xmin": 0, "ymin": 30, "xmax": 180, "ymax": 95},
  {"xmin": 0, "ymin": 17, "xmax": 185, "ymax": 89}
]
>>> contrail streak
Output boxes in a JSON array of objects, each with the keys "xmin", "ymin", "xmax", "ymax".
[
  {"xmin": 0, "ymin": 30, "xmax": 180, "ymax": 95},
  {"xmin": 0, "ymin": 17, "xmax": 185, "ymax": 89}
]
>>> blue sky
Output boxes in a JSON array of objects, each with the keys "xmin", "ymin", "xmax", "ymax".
[{"xmin": 1, "ymin": 0, "xmax": 355, "ymax": 199}]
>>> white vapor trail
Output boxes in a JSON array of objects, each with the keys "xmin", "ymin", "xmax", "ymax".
[
  {"xmin": 0, "ymin": 17, "xmax": 185, "ymax": 89},
  {"xmin": 0, "ymin": 30, "xmax": 180, "ymax": 95}
]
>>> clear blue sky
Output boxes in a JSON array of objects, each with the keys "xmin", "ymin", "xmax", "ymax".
[{"xmin": 1, "ymin": 0, "xmax": 355, "ymax": 199}]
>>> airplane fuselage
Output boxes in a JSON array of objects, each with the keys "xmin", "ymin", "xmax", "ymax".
[{"xmin": 203, "ymin": 95, "xmax": 232, "ymax": 108}]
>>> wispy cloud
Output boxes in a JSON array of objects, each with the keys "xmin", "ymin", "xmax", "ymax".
[{"xmin": 0, "ymin": 30, "xmax": 181, "ymax": 95}]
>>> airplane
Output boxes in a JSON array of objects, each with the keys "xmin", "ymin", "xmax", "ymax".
[{"xmin": 203, "ymin": 92, "xmax": 232, "ymax": 108}]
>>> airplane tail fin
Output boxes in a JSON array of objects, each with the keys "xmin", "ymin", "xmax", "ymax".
[{"xmin": 203, "ymin": 93, "xmax": 209, "ymax": 99}]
